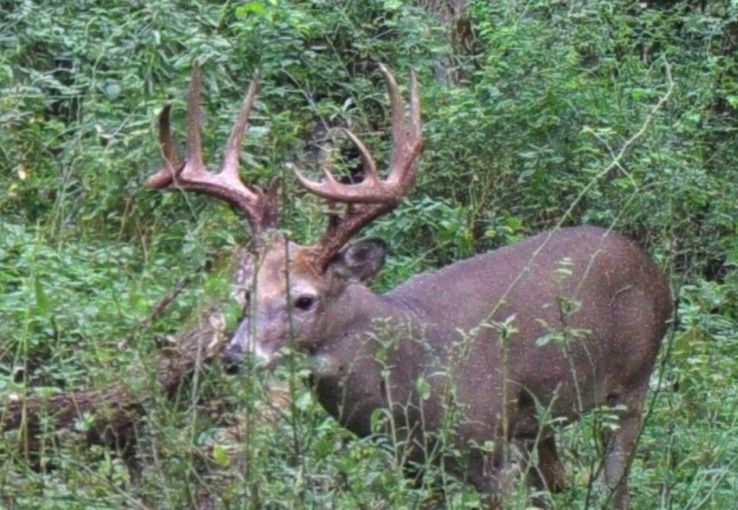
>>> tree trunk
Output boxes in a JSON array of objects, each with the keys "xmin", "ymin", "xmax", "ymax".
[{"xmin": 417, "ymin": 0, "xmax": 476, "ymax": 84}]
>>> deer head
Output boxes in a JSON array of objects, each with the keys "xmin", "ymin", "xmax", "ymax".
[{"xmin": 147, "ymin": 63, "xmax": 421, "ymax": 369}]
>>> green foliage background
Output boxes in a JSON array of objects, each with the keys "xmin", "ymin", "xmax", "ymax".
[{"xmin": 1, "ymin": 0, "xmax": 737, "ymax": 508}]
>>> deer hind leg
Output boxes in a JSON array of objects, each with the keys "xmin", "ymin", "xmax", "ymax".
[
  {"xmin": 464, "ymin": 439, "xmax": 523, "ymax": 509},
  {"xmin": 601, "ymin": 384, "xmax": 648, "ymax": 510},
  {"xmin": 513, "ymin": 392, "xmax": 567, "ymax": 499},
  {"xmin": 527, "ymin": 433, "xmax": 567, "ymax": 494},
  {"xmin": 518, "ymin": 432, "xmax": 566, "ymax": 509}
]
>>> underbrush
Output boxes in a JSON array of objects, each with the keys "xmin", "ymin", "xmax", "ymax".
[{"xmin": 3, "ymin": 0, "xmax": 738, "ymax": 508}]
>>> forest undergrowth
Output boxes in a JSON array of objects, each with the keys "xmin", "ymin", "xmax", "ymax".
[{"xmin": 2, "ymin": 1, "xmax": 738, "ymax": 508}]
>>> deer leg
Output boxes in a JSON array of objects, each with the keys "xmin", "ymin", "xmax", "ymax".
[
  {"xmin": 517, "ymin": 433, "xmax": 566, "ymax": 509},
  {"xmin": 465, "ymin": 439, "xmax": 520, "ymax": 509},
  {"xmin": 601, "ymin": 385, "xmax": 648, "ymax": 510},
  {"xmin": 528, "ymin": 433, "xmax": 567, "ymax": 494}
]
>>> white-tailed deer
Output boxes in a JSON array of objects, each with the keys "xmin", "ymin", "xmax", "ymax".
[{"xmin": 147, "ymin": 65, "xmax": 671, "ymax": 508}]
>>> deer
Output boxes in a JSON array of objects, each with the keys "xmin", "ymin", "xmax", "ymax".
[{"xmin": 145, "ymin": 64, "xmax": 672, "ymax": 509}]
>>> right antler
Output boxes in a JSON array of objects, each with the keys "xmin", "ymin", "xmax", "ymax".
[
  {"xmin": 294, "ymin": 64, "xmax": 422, "ymax": 271},
  {"xmin": 147, "ymin": 65, "xmax": 278, "ymax": 235}
]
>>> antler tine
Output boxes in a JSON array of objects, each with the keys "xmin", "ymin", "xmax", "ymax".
[
  {"xmin": 147, "ymin": 105, "xmax": 182, "ymax": 189},
  {"xmin": 293, "ymin": 127, "xmax": 382, "ymax": 202},
  {"xmin": 378, "ymin": 63, "xmax": 405, "ymax": 173},
  {"xmin": 223, "ymin": 73, "xmax": 260, "ymax": 182},
  {"xmin": 146, "ymin": 65, "xmax": 278, "ymax": 235},
  {"xmin": 186, "ymin": 64, "xmax": 205, "ymax": 172},
  {"xmin": 386, "ymin": 66, "xmax": 422, "ymax": 184},
  {"xmin": 342, "ymin": 128, "xmax": 380, "ymax": 185}
]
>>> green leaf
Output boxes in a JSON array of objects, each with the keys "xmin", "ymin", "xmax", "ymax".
[
  {"xmin": 236, "ymin": 1, "xmax": 267, "ymax": 17},
  {"xmin": 415, "ymin": 376, "xmax": 431, "ymax": 401},
  {"xmin": 32, "ymin": 274, "xmax": 49, "ymax": 315},
  {"xmin": 212, "ymin": 445, "xmax": 231, "ymax": 467},
  {"xmin": 383, "ymin": 0, "xmax": 402, "ymax": 11}
]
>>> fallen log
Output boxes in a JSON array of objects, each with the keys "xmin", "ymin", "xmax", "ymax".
[
  {"xmin": 0, "ymin": 249, "xmax": 251, "ymax": 452},
  {"xmin": 2, "ymin": 307, "xmax": 225, "ymax": 445}
]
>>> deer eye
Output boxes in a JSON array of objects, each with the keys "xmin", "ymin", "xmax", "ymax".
[{"xmin": 294, "ymin": 295, "xmax": 317, "ymax": 312}]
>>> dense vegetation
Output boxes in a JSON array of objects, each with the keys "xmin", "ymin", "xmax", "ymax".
[{"xmin": 1, "ymin": 0, "xmax": 737, "ymax": 508}]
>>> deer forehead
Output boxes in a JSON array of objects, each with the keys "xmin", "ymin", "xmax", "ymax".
[{"xmin": 254, "ymin": 243, "xmax": 325, "ymax": 299}]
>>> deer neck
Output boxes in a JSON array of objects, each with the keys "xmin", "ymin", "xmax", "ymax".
[{"xmin": 310, "ymin": 282, "xmax": 426, "ymax": 436}]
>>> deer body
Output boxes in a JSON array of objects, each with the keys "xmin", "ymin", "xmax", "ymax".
[
  {"xmin": 147, "ymin": 65, "xmax": 671, "ymax": 508},
  {"xmin": 313, "ymin": 226, "xmax": 670, "ymax": 435},
  {"xmin": 239, "ymin": 225, "xmax": 671, "ymax": 506}
]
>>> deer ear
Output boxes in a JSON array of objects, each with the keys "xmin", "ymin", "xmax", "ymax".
[{"xmin": 329, "ymin": 239, "xmax": 387, "ymax": 282}]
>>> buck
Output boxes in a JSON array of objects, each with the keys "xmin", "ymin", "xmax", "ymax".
[{"xmin": 146, "ymin": 65, "xmax": 671, "ymax": 508}]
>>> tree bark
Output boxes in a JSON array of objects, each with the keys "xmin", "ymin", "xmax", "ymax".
[{"xmin": 417, "ymin": 0, "xmax": 476, "ymax": 84}]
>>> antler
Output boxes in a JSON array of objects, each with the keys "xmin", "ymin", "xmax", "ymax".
[
  {"xmin": 147, "ymin": 64, "xmax": 278, "ymax": 235},
  {"xmin": 294, "ymin": 64, "xmax": 422, "ymax": 270}
]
